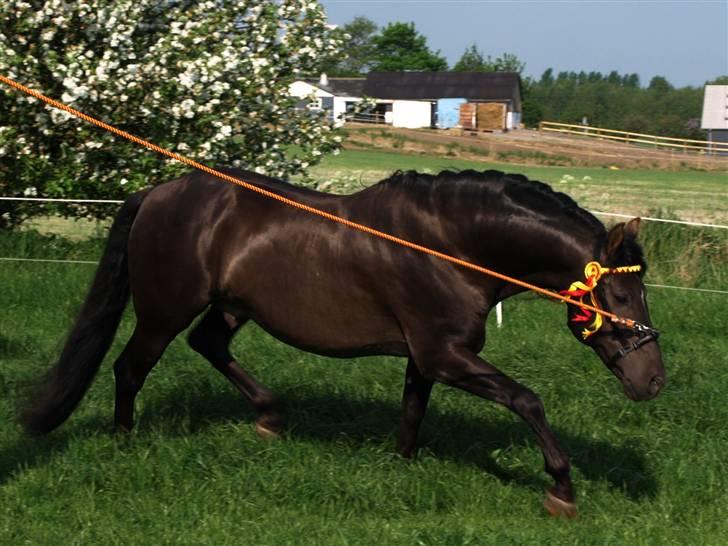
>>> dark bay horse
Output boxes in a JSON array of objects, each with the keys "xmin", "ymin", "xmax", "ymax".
[{"xmin": 20, "ymin": 168, "xmax": 665, "ymax": 517}]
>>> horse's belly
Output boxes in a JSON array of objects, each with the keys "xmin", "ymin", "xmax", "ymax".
[{"xmin": 221, "ymin": 276, "xmax": 407, "ymax": 357}]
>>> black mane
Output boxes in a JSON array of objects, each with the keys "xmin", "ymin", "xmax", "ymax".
[{"xmin": 374, "ymin": 169, "xmax": 605, "ymax": 235}]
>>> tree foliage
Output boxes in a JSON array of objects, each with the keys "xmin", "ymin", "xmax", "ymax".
[
  {"xmin": 320, "ymin": 16, "xmax": 378, "ymax": 76},
  {"xmin": 522, "ymin": 69, "xmax": 707, "ymax": 139},
  {"xmin": 452, "ymin": 45, "xmax": 525, "ymax": 74},
  {"xmin": 371, "ymin": 22, "xmax": 447, "ymax": 72},
  {"xmin": 0, "ymin": 0, "xmax": 343, "ymax": 228}
]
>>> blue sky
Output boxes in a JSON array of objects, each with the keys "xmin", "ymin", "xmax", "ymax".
[{"xmin": 319, "ymin": 0, "xmax": 728, "ymax": 87}]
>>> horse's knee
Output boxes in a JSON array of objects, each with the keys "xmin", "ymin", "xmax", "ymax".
[{"xmin": 511, "ymin": 388, "xmax": 545, "ymax": 420}]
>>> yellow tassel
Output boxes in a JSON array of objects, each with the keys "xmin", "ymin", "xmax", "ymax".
[
  {"xmin": 565, "ymin": 261, "xmax": 640, "ymax": 340},
  {"xmin": 581, "ymin": 292, "xmax": 603, "ymax": 339}
]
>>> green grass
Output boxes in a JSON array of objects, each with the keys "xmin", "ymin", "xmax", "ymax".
[
  {"xmin": 1, "ymin": 151, "xmax": 727, "ymax": 544},
  {"xmin": 310, "ymin": 149, "xmax": 728, "ymax": 224},
  {"xmin": 1, "ymin": 222, "xmax": 727, "ymax": 544}
]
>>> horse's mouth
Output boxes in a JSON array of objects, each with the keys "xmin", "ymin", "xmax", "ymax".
[
  {"xmin": 622, "ymin": 381, "xmax": 640, "ymax": 401},
  {"xmin": 620, "ymin": 375, "xmax": 663, "ymax": 402},
  {"xmin": 611, "ymin": 366, "xmax": 642, "ymax": 401}
]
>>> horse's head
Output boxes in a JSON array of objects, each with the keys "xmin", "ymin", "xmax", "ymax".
[{"xmin": 565, "ymin": 218, "xmax": 665, "ymax": 401}]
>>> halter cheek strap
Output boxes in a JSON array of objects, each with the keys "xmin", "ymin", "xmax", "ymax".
[{"xmin": 559, "ymin": 261, "xmax": 642, "ymax": 340}]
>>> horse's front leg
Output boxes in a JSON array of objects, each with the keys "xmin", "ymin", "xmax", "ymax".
[
  {"xmin": 415, "ymin": 346, "xmax": 577, "ymax": 518},
  {"xmin": 396, "ymin": 358, "xmax": 434, "ymax": 458}
]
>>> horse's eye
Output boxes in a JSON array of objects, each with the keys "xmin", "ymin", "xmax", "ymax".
[{"xmin": 614, "ymin": 293, "xmax": 630, "ymax": 304}]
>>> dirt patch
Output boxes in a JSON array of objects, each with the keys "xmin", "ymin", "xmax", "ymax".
[{"xmin": 342, "ymin": 125, "xmax": 728, "ymax": 172}]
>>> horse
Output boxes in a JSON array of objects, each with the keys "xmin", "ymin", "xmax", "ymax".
[{"xmin": 19, "ymin": 168, "xmax": 665, "ymax": 517}]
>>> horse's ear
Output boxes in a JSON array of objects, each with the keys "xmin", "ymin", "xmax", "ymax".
[
  {"xmin": 607, "ymin": 222, "xmax": 625, "ymax": 256},
  {"xmin": 607, "ymin": 218, "xmax": 641, "ymax": 257},
  {"xmin": 624, "ymin": 217, "xmax": 641, "ymax": 240}
]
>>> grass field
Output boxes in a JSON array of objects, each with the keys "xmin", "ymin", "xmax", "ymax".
[
  {"xmin": 310, "ymin": 149, "xmax": 728, "ymax": 225},
  {"xmin": 1, "ymin": 150, "xmax": 727, "ymax": 545}
]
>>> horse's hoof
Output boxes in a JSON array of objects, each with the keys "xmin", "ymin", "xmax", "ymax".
[
  {"xmin": 255, "ymin": 422, "xmax": 282, "ymax": 439},
  {"xmin": 543, "ymin": 489, "xmax": 578, "ymax": 519}
]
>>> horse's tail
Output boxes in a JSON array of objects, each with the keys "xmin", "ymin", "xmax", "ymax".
[{"xmin": 19, "ymin": 189, "xmax": 150, "ymax": 435}]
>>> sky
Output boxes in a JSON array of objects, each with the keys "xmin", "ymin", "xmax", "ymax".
[{"xmin": 319, "ymin": 0, "xmax": 728, "ymax": 88}]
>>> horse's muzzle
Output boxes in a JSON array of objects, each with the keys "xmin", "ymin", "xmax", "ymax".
[{"xmin": 622, "ymin": 372, "xmax": 665, "ymax": 401}]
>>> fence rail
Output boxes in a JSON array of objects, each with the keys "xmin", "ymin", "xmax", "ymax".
[
  {"xmin": 343, "ymin": 112, "xmax": 388, "ymax": 124},
  {"xmin": 539, "ymin": 121, "xmax": 728, "ymax": 155}
]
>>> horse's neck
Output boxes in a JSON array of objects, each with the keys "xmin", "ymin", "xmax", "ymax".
[
  {"xmin": 471, "ymin": 214, "xmax": 601, "ymax": 293},
  {"xmin": 351, "ymin": 183, "xmax": 601, "ymax": 291}
]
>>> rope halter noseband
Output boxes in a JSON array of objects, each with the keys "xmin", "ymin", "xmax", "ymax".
[{"xmin": 559, "ymin": 261, "xmax": 660, "ymax": 368}]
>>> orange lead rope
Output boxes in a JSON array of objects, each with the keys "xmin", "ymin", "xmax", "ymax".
[{"xmin": 0, "ymin": 74, "xmax": 647, "ymax": 332}]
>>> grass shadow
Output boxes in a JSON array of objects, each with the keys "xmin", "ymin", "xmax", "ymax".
[
  {"xmin": 0, "ymin": 432, "xmax": 70, "ymax": 485},
  {"xmin": 0, "ymin": 335, "xmax": 31, "ymax": 358},
  {"xmin": 135, "ymin": 383, "xmax": 658, "ymax": 501},
  {"xmin": 0, "ymin": 382, "xmax": 658, "ymax": 501}
]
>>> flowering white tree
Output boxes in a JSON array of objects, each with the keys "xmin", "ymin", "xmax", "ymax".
[{"xmin": 0, "ymin": 0, "xmax": 343, "ymax": 227}]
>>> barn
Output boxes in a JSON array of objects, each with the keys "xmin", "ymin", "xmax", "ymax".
[
  {"xmin": 701, "ymin": 85, "xmax": 728, "ymax": 154},
  {"xmin": 288, "ymin": 74, "xmax": 366, "ymax": 127},
  {"xmin": 290, "ymin": 72, "xmax": 523, "ymax": 131},
  {"xmin": 362, "ymin": 71, "xmax": 523, "ymax": 130}
]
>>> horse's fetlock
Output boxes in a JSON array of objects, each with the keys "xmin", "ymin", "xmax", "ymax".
[{"xmin": 252, "ymin": 392, "xmax": 279, "ymax": 412}]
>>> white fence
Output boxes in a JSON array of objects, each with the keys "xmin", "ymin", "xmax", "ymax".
[{"xmin": 2, "ymin": 196, "xmax": 726, "ymax": 331}]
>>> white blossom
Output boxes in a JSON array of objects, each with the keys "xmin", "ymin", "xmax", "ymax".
[{"xmin": 0, "ymin": 0, "xmax": 344, "ymax": 227}]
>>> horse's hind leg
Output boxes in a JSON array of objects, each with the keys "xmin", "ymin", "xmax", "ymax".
[
  {"xmin": 188, "ymin": 308, "xmax": 285, "ymax": 437},
  {"xmin": 396, "ymin": 358, "xmax": 433, "ymax": 458},
  {"xmin": 113, "ymin": 323, "xmax": 180, "ymax": 432}
]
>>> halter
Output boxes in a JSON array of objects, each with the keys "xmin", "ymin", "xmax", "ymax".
[{"xmin": 559, "ymin": 261, "xmax": 660, "ymax": 367}]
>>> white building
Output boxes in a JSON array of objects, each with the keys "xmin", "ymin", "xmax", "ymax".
[
  {"xmin": 288, "ymin": 74, "xmax": 365, "ymax": 127},
  {"xmin": 701, "ymin": 85, "xmax": 728, "ymax": 153}
]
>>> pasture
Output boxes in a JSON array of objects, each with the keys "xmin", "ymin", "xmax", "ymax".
[
  {"xmin": 310, "ymin": 149, "xmax": 728, "ymax": 225},
  {"xmin": 1, "ymin": 151, "xmax": 727, "ymax": 545}
]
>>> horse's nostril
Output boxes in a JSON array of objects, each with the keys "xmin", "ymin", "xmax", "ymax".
[{"xmin": 649, "ymin": 375, "xmax": 664, "ymax": 395}]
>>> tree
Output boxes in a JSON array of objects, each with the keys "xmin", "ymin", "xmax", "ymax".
[
  {"xmin": 452, "ymin": 44, "xmax": 488, "ymax": 72},
  {"xmin": 491, "ymin": 53, "xmax": 525, "ymax": 74},
  {"xmin": 522, "ymin": 67, "xmax": 703, "ymax": 138},
  {"xmin": 452, "ymin": 45, "xmax": 525, "ymax": 74},
  {"xmin": 648, "ymin": 76, "xmax": 674, "ymax": 94},
  {"xmin": 539, "ymin": 68, "xmax": 555, "ymax": 86},
  {"xmin": 0, "ymin": 0, "xmax": 344, "ymax": 228},
  {"xmin": 371, "ymin": 22, "xmax": 447, "ymax": 71},
  {"xmin": 320, "ymin": 16, "xmax": 378, "ymax": 76},
  {"xmin": 622, "ymin": 73, "xmax": 640, "ymax": 88}
]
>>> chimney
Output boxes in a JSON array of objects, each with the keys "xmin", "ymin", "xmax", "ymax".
[{"xmin": 319, "ymin": 73, "xmax": 329, "ymax": 87}]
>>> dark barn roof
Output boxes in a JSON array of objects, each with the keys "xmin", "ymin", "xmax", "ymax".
[
  {"xmin": 363, "ymin": 72, "xmax": 522, "ymax": 111},
  {"xmin": 305, "ymin": 78, "xmax": 366, "ymax": 97}
]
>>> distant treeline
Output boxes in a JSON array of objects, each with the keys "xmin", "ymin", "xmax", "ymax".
[{"xmin": 522, "ymin": 70, "xmax": 718, "ymax": 139}]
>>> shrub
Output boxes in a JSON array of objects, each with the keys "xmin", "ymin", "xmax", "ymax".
[{"xmin": 0, "ymin": 0, "xmax": 343, "ymax": 228}]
